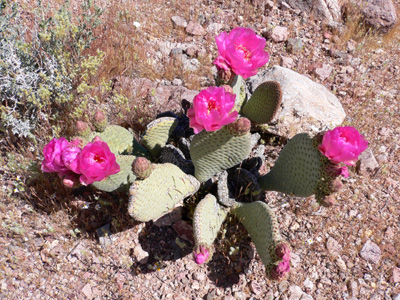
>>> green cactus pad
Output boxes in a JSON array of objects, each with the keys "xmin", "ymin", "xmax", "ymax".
[
  {"xmin": 232, "ymin": 201, "xmax": 281, "ymax": 267},
  {"xmin": 190, "ymin": 126, "xmax": 252, "ymax": 182},
  {"xmin": 128, "ymin": 163, "xmax": 200, "ymax": 222},
  {"xmin": 258, "ymin": 133, "xmax": 324, "ymax": 197},
  {"xmin": 231, "ymin": 75, "xmax": 247, "ymax": 113},
  {"xmin": 91, "ymin": 155, "xmax": 137, "ymax": 192},
  {"xmin": 89, "ymin": 125, "xmax": 134, "ymax": 155},
  {"xmin": 242, "ymin": 81, "xmax": 282, "ymax": 124},
  {"xmin": 141, "ymin": 117, "xmax": 179, "ymax": 158},
  {"xmin": 193, "ymin": 194, "xmax": 229, "ymax": 248}
]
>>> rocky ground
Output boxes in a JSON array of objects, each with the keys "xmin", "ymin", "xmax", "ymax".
[{"xmin": 1, "ymin": 0, "xmax": 400, "ymax": 299}]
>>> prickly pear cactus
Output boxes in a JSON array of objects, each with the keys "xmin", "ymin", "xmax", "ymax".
[
  {"xmin": 92, "ymin": 155, "xmax": 137, "ymax": 192},
  {"xmin": 141, "ymin": 117, "xmax": 179, "ymax": 158},
  {"xmin": 193, "ymin": 194, "xmax": 229, "ymax": 260},
  {"xmin": 242, "ymin": 81, "xmax": 282, "ymax": 124},
  {"xmin": 258, "ymin": 133, "xmax": 324, "ymax": 197},
  {"xmin": 232, "ymin": 201, "xmax": 281, "ymax": 269},
  {"xmin": 128, "ymin": 163, "xmax": 200, "ymax": 222},
  {"xmin": 231, "ymin": 75, "xmax": 247, "ymax": 113},
  {"xmin": 190, "ymin": 118, "xmax": 252, "ymax": 182},
  {"xmin": 89, "ymin": 125, "xmax": 134, "ymax": 155}
]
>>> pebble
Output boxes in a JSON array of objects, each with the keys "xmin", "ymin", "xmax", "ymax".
[
  {"xmin": 250, "ymin": 280, "xmax": 262, "ymax": 295},
  {"xmin": 287, "ymin": 38, "xmax": 303, "ymax": 53},
  {"xmin": 335, "ymin": 257, "xmax": 347, "ymax": 272},
  {"xmin": 281, "ymin": 56, "xmax": 294, "ymax": 68},
  {"xmin": 133, "ymin": 244, "xmax": 149, "ymax": 264},
  {"xmin": 326, "ymin": 237, "xmax": 342, "ymax": 258},
  {"xmin": 269, "ymin": 26, "xmax": 289, "ymax": 43},
  {"xmin": 360, "ymin": 240, "xmax": 381, "ymax": 264},
  {"xmin": 192, "ymin": 280, "xmax": 200, "ymax": 290},
  {"xmin": 289, "ymin": 285, "xmax": 303, "ymax": 300},
  {"xmin": 391, "ymin": 267, "xmax": 400, "ymax": 283},
  {"xmin": 185, "ymin": 21, "xmax": 205, "ymax": 36},
  {"xmin": 303, "ymin": 278, "xmax": 314, "ymax": 292},
  {"xmin": 278, "ymin": 281, "xmax": 289, "ymax": 292},
  {"xmin": 347, "ymin": 280, "xmax": 358, "ymax": 297},
  {"xmin": 193, "ymin": 271, "xmax": 206, "ymax": 281},
  {"xmin": 171, "ymin": 16, "xmax": 187, "ymax": 28}
]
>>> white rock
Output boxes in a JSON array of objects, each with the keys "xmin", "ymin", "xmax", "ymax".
[{"xmin": 247, "ymin": 66, "xmax": 346, "ymax": 138}]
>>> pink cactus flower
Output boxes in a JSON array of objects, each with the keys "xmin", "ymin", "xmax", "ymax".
[
  {"xmin": 318, "ymin": 126, "xmax": 368, "ymax": 166},
  {"xmin": 187, "ymin": 86, "xmax": 238, "ymax": 134},
  {"xmin": 58, "ymin": 171, "xmax": 80, "ymax": 188},
  {"xmin": 78, "ymin": 140, "xmax": 120, "ymax": 185},
  {"xmin": 193, "ymin": 246, "xmax": 209, "ymax": 265},
  {"xmin": 42, "ymin": 137, "xmax": 70, "ymax": 173},
  {"xmin": 275, "ymin": 243, "xmax": 291, "ymax": 262},
  {"xmin": 269, "ymin": 260, "xmax": 290, "ymax": 281},
  {"xmin": 62, "ymin": 145, "xmax": 82, "ymax": 174},
  {"xmin": 214, "ymin": 27, "xmax": 270, "ymax": 79}
]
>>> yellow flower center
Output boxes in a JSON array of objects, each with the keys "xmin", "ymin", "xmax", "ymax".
[
  {"xmin": 207, "ymin": 99, "xmax": 219, "ymax": 114},
  {"xmin": 94, "ymin": 154, "xmax": 105, "ymax": 163},
  {"xmin": 235, "ymin": 44, "xmax": 251, "ymax": 61}
]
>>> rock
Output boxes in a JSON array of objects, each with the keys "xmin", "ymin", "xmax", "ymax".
[
  {"xmin": 193, "ymin": 271, "xmax": 207, "ymax": 281},
  {"xmin": 276, "ymin": 0, "xmax": 341, "ymax": 22},
  {"xmin": 347, "ymin": 280, "xmax": 358, "ymax": 297},
  {"xmin": 354, "ymin": 0, "xmax": 398, "ymax": 32},
  {"xmin": 250, "ymin": 280, "xmax": 262, "ymax": 295},
  {"xmin": 206, "ymin": 23, "xmax": 224, "ymax": 35},
  {"xmin": 281, "ymin": 56, "xmax": 294, "ymax": 68},
  {"xmin": 287, "ymin": 38, "xmax": 303, "ymax": 53},
  {"xmin": 326, "ymin": 237, "xmax": 342, "ymax": 258},
  {"xmin": 133, "ymin": 244, "xmax": 149, "ymax": 264},
  {"xmin": 186, "ymin": 21, "xmax": 205, "ymax": 36},
  {"xmin": 81, "ymin": 283, "xmax": 93, "ymax": 299},
  {"xmin": 289, "ymin": 285, "xmax": 304, "ymax": 300},
  {"xmin": 269, "ymin": 26, "xmax": 289, "ymax": 42},
  {"xmin": 96, "ymin": 223, "xmax": 112, "ymax": 248},
  {"xmin": 393, "ymin": 294, "xmax": 400, "ymax": 300},
  {"xmin": 335, "ymin": 257, "xmax": 347, "ymax": 272},
  {"xmin": 171, "ymin": 16, "xmax": 187, "ymax": 28},
  {"xmin": 154, "ymin": 206, "xmax": 183, "ymax": 227},
  {"xmin": 314, "ymin": 63, "xmax": 333, "ymax": 81},
  {"xmin": 303, "ymin": 278, "xmax": 314, "ymax": 292},
  {"xmin": 185, "ymin": 45, "xmax": 200, "ymax": 57},
  {"xmin": 247, "ymin": 66, "xmax": 346, "ymax": 139},
  {"xmin": 357, "ymin": 149, "xmax": 379, "ymax": 175},
  {"xmin": 172, "ymin": 220, "xmax": 194, "ymax": 244},
  {"xmin": 360, "ymin": 240, "xmax": 381, "ymax": 264},
  {"xmin": 391, "ymin": 267, "xmax": 400, "ymax": 283}
]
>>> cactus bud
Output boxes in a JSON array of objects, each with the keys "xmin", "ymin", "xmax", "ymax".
[
  {"xmin": 226, "ymin": 117, "xmax": 251, "ymax": 136},
  {"xmin": 193, "ymin": 245, "xmax": 211, "ymax": 265},
  {"xmin": 76, "ymin": 121, "xmax": 91, "ymax": 138},
  {"xmin": 274, "ymin": 242, "xmax": 291, "ymax": 261},
  {"xmin": 70, "ymin": 137, "xmax": 85, "ymax": 148},
  {"xmin": 93, "ymin": 110, "xmax": 108, "ymax": 132},
  {"xmin": 59, "ymin": 172, "xmax": 79, "ymax": 188},
  {"xmin": 269, "ymin": 260, "xmax": 290, "ymax": 281},
  {"xmin": 132, "ymin": 157, "xmax": 153, "ymax": 179},
  {"xmin": 221, "ymin": 84, "xmax": 234, "ymax": 95},
  {"xmin": 91, "ymin": 135, "xmax": 104, "ymax": 143},
  {"xmin": 217, "ymin": 67, "xmax": 235, "ymax": 85}
]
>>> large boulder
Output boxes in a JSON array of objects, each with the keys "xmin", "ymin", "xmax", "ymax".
[
  {"xmin": 358, "ymin": 0, "xmax": 397, "ymax": 31},
  {"xmin": 247, "ymin": 66, "xmax": 346, "ymax": 139},
  {"xmin": 276, "ymin": 0, "xmax": 341, "ymax": 22}
]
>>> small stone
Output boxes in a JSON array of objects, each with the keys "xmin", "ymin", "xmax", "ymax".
[
  {"xmin": 281, "ymin": 56, "xmax": 294, "ymax": 68},
  {"xmin": 185, "ymin": 45, "xmax": 199, "ymax": 58},
  {"xmin": 172, "ymin": 78, "xmax": 183, "ymax": 86},
  {"xmin": 357, "ymin": 149, "xmax": 379, "ymax": 175},
  {"xmin": 171, "ymin": 16, "xmax": 188, "ymax": 28},
  {"xmin": 347, "ymin": 280, "xmax": 358, "ymax": 297},
  {"xmin": 290, "ymin": 252, "xmax": 301, "ymax": 268},
  {"xmin": 300, "ymin": 294, "xmax": 313, "ymax": 300},
  {"xmin": 376, "ymin": 154, "xmax": 388, "ymax": 164},
  {"xmin": 250, "ymin": 280, "xmax": 262, "ymax": 295},
  {"xmin": 81, "ymin": 284, "xmax": 93, "ymax": 299},
  {"xmin": 303, "ymin": 278, "xmax": 314, "ymax": 292},
  {"xmin": 278, "ymin": 281, "xmax": 289, "ymax": 292},
  {"xmin": 192, "ymin": 280, "xmax": 200, "ymax": 290},
  {"xmin": 186, "ymin": 21, "xmax": 205, "ymax": 36},
  {"xmin": 335, "ymin": 257, "xmax": 347, "ymax": 272},
  {"xmin": 269, "ymin": 26, "xmax": 289, "ymax": 42},
  {"xmin": 289, "ymin": 285, "xmax": 303, "ymax": 300},
  {"xmin": 347, "ymin": 40, "xmax": 356, "ymax": 52},
  {"xmin": 314, "ymin": 63, "xmax": 333, "ymax": 81},
  {"xmin": 133, "ymin": 244, "xmax": 149, "ymax": 264},
  {"xmin": 326, "ymin": 237, "xmax": 342, "ymax": 258},
  {"xmin": 193, "ymin": 271, "xmax": 207, "ymax": 281},
  {"xmin": 360, "ymin": 240, "xmax": 381, "ymax": 264},
  {"xmin": 391, "ymin": 267, "xmax": 400, "ymax": 283},
  {"xmin": 224, "ymin": 296, "xmax": 236, "ymax": 300},
  {"xmin": 393, "ymin": 294, "xmax": 400, "ymax": 300}
]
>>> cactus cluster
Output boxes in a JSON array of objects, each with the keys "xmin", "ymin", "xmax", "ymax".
[{"xmin": 42, "ymin": 26, "xmax": 369, "ymax": 283}]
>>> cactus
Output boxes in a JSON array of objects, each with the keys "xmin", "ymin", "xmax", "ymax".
[
  {"xmin": 89, "ymin": 125, "xmax": 134, "ymax": 155},
  {"xmin": 128, "ymin": 163, "xmax": 200, "ymax": 222},
  {"xmin": 92, "ymin": 154, "xmax": 137, "ymax": 192},
  {"xmin": 190, "ymin": 117, "xmax": 252, "ymax": 182},
  {"xmin": 230, "ymin": 75, "xmax": 247, "ymax": 113},
  {"xmin": 141, "ymin": 117, "xmax": 179, "ymax": 158},
  {"xmin": 193, "ymin": 194, "xmax": 229, "ymax": 262},
  {"xmin": 242, "ymin": 81, "xmax": 282, "ymax": 124},
  {"xmin": 232, "ymin": 201, "xmax": 289, "ymax": 279}
]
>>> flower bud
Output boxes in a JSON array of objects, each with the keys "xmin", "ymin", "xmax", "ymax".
[
  {"xmin": 269, "ymin": 260, "xmax": 290, "ymax": 281},
  {"xmin": 319, "ymin": 195, "xmax": 336, "ymax": 207},
  {"xmin": 76, "ymin": 121, "xmax": 91, "ymax": 138},
  {"xmin": 132, "ymin": 157, "xmax": 153, "ymax": 180},
  {"xmin": 274, "ymin": 242, "xmax": 291, "ymax": 262},
  {"xmin": 193, "ymin": 245, "xmax": 210, "ymax": 265},
  {"xmin": 226, "ymin": 117, "xmax": 251, "ymax": 136},
  {"xmin": 93, "ymin": 110, "xmax": 108, "ymax": 132}
]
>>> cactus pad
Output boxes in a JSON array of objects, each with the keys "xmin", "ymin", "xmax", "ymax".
[
  {"xmin": 193, "ymin": 194, "xmax": 229, "ymax": 250},
  {"xmin": 258, "ymin": 133, "xmax": 324, "ymax": 197},
  {"xmin": 141, "ymin": 117, "xmax": 179, "ymax": 158},
  {"xmin": 231, "ymin": 75, "xmax": 247, "ymax": 113},
  {"xmin": 92, "ymin": 155, "xmax": 137, "ymax": 192},
  {"xmin": 128, "ymin": 163, "xmax": 200, "ymax": 222},
  {"xmin": 190, "ymin": 125, "xmax": 252, "ymax": 182},
  {"xmin": 89, "ymin": 125, "xmax": 134, "ymax": 155},
  {"xmin": 242, "ymin": 81, "xmax": 282, "ymax": 124},
  {"xmin": 232, "ymin": 201, "xmax": 281, "ymax": 268}
]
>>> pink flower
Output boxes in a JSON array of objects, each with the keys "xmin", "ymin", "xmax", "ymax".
[
  {"xmin": 275, "ymin": 243, "xmax": 291, "ymax": 262},
  {"xmin": 269, "ymin": 260, "xmax": 290, "ymax": 281},
  {"xmin": 78, "ymin": 140, "xmax": 120, "ymax": 185},
  {"xmin": 62, "ymin": 145, "xmax": 82, "ymax": 174},
  {"xmin": 318, "ymin": 127, "xmax": 368, "ymax": 166},
  {"xmin": 193, "ymin": 245, "xmax": 210, "ymax": 265},
  {"xmin": 58, "ymin": 171, "xmax": 80, "ymax": 188},
  {"xmin": 214, "ymin": 27, "xmax": 269, "ymax": 79},
  {"xmin": 42, "ymin": 137, "xmax": 70, "ymax": 173},
  {"xmin": 187, "ymin": 86, "xmax": 238, "ymax": 134}
]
